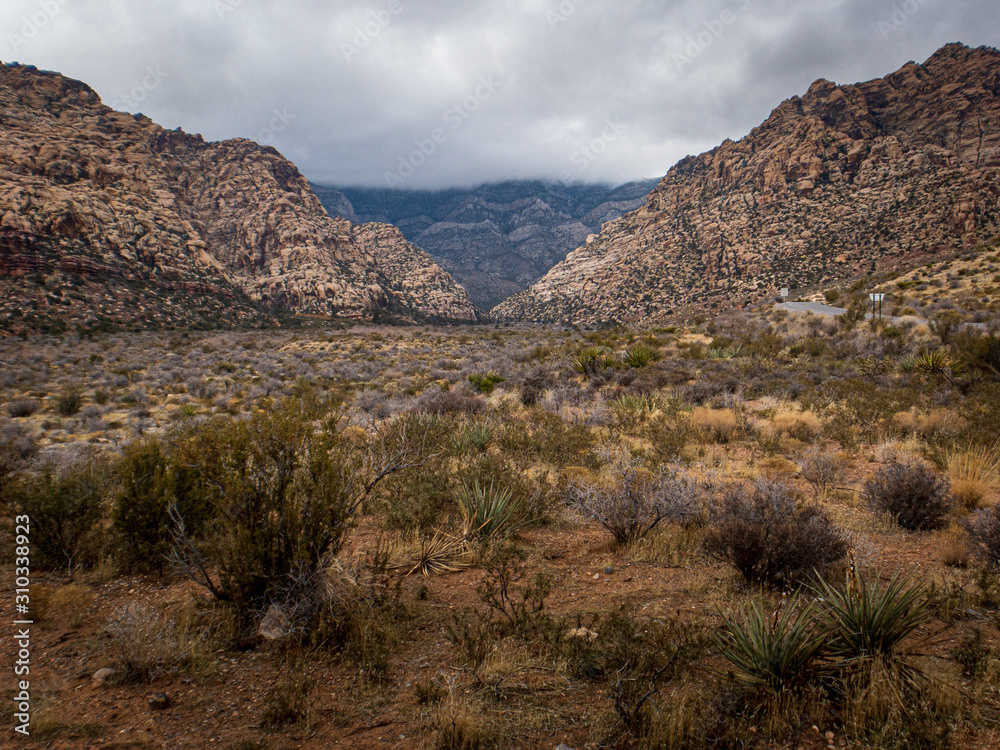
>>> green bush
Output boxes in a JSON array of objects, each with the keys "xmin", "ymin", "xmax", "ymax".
[
  {"xmin": 10, "ymin": 458, "xmax": 107, "ymax": 573},
  {"xmin": 467, "ymin": 372, "xmax": 505, "ymax": 394},
  {"xmin": 110, "ymin": 438, "xmax": 209, "ymax": 574},
  {"xmin": 55, "ymin": 389, "xmax": 83, "ymax": 417},
  {"xmin": 169, "ymin": 395, "xmax": 414, "ymax": 631}
]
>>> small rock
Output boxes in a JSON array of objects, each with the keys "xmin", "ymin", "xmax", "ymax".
[
  {"xmin": 603, "ymin": 566, "xmax": 614, "ymax": 575},
  {"xmin": 148, "ymin": 692, "xmax": 171, "ymax": 711},
  {"xmin": 92, "ymin": 667, "xmax": 115, "ymax": 686},
  {"xmin": 592, "ymin": 573, "xmax": 600, "ymax": 580},
  {"xmin": 825, "ymin": 731, "xmax": 835, "ymax": 740},
  {"xmin": 556, "ymin": 744, "xmax": 576, "ymax": 750}
]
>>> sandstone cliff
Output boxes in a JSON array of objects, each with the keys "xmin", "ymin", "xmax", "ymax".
[
  {"xmin": 493, "ymin": 43, "xmax": 1000, "ymax": 324},
  {"xmin": 0, "ymin": 62, "xmax": 476, "ymax": 335}
]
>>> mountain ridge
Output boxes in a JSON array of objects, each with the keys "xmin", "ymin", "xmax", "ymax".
[
  {"xmin": 493, "ymin": 43, "xmax": 1000, "ymax": 324},
  {"xmin": 313, "ymin": 179, "xmax": 658, "ymax": 309},
  {"xmin": 0, "ymin": 61, "xmax": 477, "ymax": 336}
]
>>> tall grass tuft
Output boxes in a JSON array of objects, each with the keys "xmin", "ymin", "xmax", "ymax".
[{"xmin": 943, "ymin": 440, "xmax": 1000, "ymax": 511}]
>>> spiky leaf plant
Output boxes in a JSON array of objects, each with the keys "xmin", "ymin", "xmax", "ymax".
[
  {"xmin": 716, "ymin": 596, "xmax": 828, "ymax": 691},
  {"xmin": 456, "ymin": 480, "xmax": 521, "ymax": 544},
  {"xmin": 814, "ymin": 570, "xmax": 931, "ymax": 661}
]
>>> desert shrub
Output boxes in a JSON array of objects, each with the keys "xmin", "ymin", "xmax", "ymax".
[
  {"xmin": 417, "ymin": 387, "xmax": 485, "ymax": 415},
  {"xmin": 467, "ymin": 371, "xmax": 505, "ymax": 394},
  {"xmin": 567, "ymin": 461, "xmax": 704, "ymax": 545},
  {"xmin": 799, "ymin": 447, "xmax": 847, "ymax": 498},
  {"xmin": 963, "ymin": 505, "xmax": 1000, "ymax": 571},
  {"xmin": 952, "ymin": 328, "xmax": 1000, "ymax": 378},
  {"xmin": 7, "ymin": 399, "xmax": 39, "ymax": 418},
  {"xmin": 169, "ymin": 395, "xmax": 419, "ymax": 631},
  {"xmin": 644, "ymin": 414, "xmax": 691, "ymax": 463},
  {"xmin": 862, "ymin": 462, "xmax": 953, "ymax": 530},
  {"xmin": 689, "ymin": 407, "xmax": 739, "ymax": 443},
  {"xmin": 941, "ymin": 440, "xmax": 999, "ymax": 511},
  {"xmin": 434, "ymin": 693, "xmax": 489, "ymax": 750},
  {"xmin": 48, "ymin": 584, "xmax": 95, "ymax": 628},
  {"xmin": 54, "ymin": 389, "xmax": 83, "ymax": 416},
  {"xmin": 380, "ymin": 457, "xmax": 453, "ymax": 530},
  {"xmin": 702, "ymin": 480, "xmax": 849, "ymax": 587},
  {"xmin": 0, "ymin": 421, "xmax": 37, "ymax": 491},
  {"xmin": 105, "ymin": 602, "xmax": 201, "ymax": 684},
  {"xmin": 622, "ymin": 343, "xmax": 661, "ymax": 369},
  {"xmin": 110, "ymin": 437, "xmax": 209, "ymax": 574},
  {"xmin": 474, "ymin": 543, "xmax": 552, "ymax": 638},
  {"xmin": 9, "ymin": 458, "xmax": 107, "ymax": 573}
]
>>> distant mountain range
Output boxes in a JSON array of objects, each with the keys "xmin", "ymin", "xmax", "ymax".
[
  {"xmin": 312, "ymin": 180, "xmax": 658, "ymax": 310},
  {"xmin": 0, "ymin": 62, "xmax": 476, "ymax": 337},
  {"xmin": 494, "ymin": 43, "xmax": 1000, "ymax": 324}
]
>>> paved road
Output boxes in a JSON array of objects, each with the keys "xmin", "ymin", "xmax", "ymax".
[{"xmin": 775, "ymin": 301, "xmax": 847, "ymax": 316}]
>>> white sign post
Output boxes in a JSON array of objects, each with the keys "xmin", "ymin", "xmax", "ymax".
[{"xmin": 869, "ymin": 293, "xmax": 885, "ymax": 319}]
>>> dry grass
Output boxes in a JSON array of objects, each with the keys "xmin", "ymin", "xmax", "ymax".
[
  {"xmin": 689, "ymin": 407, "xmax": 739, "ymax": 443},
  {"xmin": 944, "ymin": 441, "xmax": 1000, "ymax": 511},
  {"xmin": 49, "ymin": 583, "xmax": 95, "ymax": 628}
]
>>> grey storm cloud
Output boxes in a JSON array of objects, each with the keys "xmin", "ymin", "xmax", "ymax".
[{"xmin": 1, "ymin": 0, "xmax": 997, "ymax": 188}]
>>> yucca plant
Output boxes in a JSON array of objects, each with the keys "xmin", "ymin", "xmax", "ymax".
[
  {"xmin": 572, "ymin": 346, "xmax": 614, "ymax": 376},
  {"xmin": 622, "ymin": 343, "xmax": 661, "ymax": 369},
  {"xmin": 914, "ymin": 349, "xmax": 960, "ymax": 378},
  {"xmin": 716, "ymin": 596, "xmax": 828, "ymax": 691},
  {"xmin": 814, "ymin": 571, "xmax": 931, "ymax": 662},
  {"xmin": 398, "ymin": 533, "xmax": 470, "ymax": 577},
  {"xmin": 466, "ymin": 421, "xmax": 494, "ymax": 452},
  {"xmin": 456, "ymin": 481, "xmax": 521, "ymax": 544}
]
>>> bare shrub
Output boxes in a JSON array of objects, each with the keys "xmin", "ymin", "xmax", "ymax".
[
  {"xmin": 7, "ymin": 399, "xmax": 39, "ymax": 418},
  {"xmin": 862, "ymin": 462, "xmax": 952, "ymax": 530},
  {"xmin": 702, "ymin": 479, "xmax": 849, "ymax": 587},
  {"xmin": 962, "ymin": 505, "xmax": 1000, "ymax": 570},
  {"xmin": 799, "ymin": 447, "xmax": 847, "ymax": 498},
  {"xmin": 416, "ymin": 386, "xmax": 485, "ymax": 415},
  {"xmin": 105, "ymin": 602, "xmax": 200, "ymax": 684},
  {"xmin": 566, "ymin": 460, "xmax": 704, "ymax": 545}
]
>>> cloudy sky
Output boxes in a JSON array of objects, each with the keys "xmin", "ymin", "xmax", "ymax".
[{"xmin": 2, "ymin": 0, "xmax": 997, "ymax": 189}]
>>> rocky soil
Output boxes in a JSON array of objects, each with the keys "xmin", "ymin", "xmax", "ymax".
[{"xmin": 494, "ymin": 43, "xmax": 1000, "ymax": 324}]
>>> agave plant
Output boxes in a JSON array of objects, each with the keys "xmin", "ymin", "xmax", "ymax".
[
  {"xmin": 814, "ymin": 570, "xmax": 931, "ymax": 661},
  {"xmin": 456, "ymin": 481, "xmax": 522, "ymax": 544},
  {"xmin": 716, "ymin": 596, "xmax": 828, "ymax": 691},
  {"xmin": 572, "ymin": 346, "xmax": 615, "ymax": 376}
]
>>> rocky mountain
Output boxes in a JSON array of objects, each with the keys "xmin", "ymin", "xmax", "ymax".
[
  {"xmin": 0, "ymin": 62, "xmax": 476, "ymax": 336},
  {"xmin": 494, "ymin": 43, "xmax": 1000, "ymax": 325},
  {"xmin": 313, "ymin": 180, "xmax": 658, "ymax": 310}
]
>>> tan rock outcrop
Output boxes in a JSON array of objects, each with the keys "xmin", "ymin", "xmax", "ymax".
[
  {"xmin": 493, "ymin": 43, "xmax": 1000, "ymax": 324},
  {"xmin": 0, "ymin": 62, "xmax": 476, "ymax": 333}
]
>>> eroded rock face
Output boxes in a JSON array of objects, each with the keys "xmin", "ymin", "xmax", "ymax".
[
  {"xmin": 494, "ymin": 43, "xmax": 1000, "ymax": 324},
  {"xmin": 0, "ymin": 62, "xmax": 476, "ymax": 334}
]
